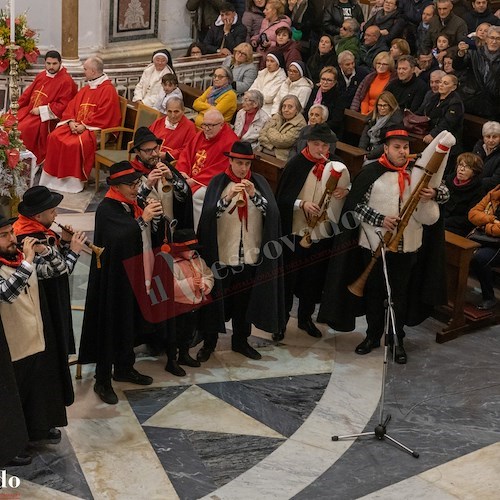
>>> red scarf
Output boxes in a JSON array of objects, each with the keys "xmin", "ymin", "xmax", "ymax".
[
  {"xmin": 13, "ymin": 215, "xmax": 59, "ymax": 244},
  {"xmin": 453, "ymin": 176, "xmax": 472, "ymax": 187},
  {"xmin": 105, "ymin": 187, "xmax": 144, "ymax": 218},
  {"xmin": 239, "ymin": 109, "xmax": 257, "ymax": 139},
  {"xmin": 302, "ymin": 146, "xmax": 328, "ymax": 181},
  {"xmin": 378, "ymin": 154, "xmax": 411, "ymax": 199},
  {"xmin": 131, "ymin": 157, "xmax": 150, "ymax": 175},
  {"xmin": 0, "ymin": 249, "xmax": 24, "ymax": 268},
  {"xmin": 225, "ymin": 165, "xmax": 251, "ymax": 230}
]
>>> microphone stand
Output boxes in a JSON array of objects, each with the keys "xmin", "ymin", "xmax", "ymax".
[{"xmin": 331, "ymin": 229, "xmax": 419, "ymax": 458}]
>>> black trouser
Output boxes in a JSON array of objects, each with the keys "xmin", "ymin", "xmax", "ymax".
[
  {"xmin": 283, "ymin": 235, "xmax": 330, "ymax": 324},
  {"xmin": 204, "ymin": 265, "xmax": 256, "ymax": 349},
  {"xmin": 176, "ymin": 309, "xmax": 199, "ymax": 352},
  {"xmin": 470, "ymin": 246, "xmax": 500, "ymax": 301},
  {"xmin": 362, "ymin": 248, "xmax": 418, "ymax": 343},
  {"xmin": 95, "ymin": 348, "xmax": 136, "ymax": 385}
]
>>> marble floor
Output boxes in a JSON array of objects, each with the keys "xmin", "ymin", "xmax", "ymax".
[{"xmin": 2, "ymin": 189, "xmax": 499, "ymax": 499}]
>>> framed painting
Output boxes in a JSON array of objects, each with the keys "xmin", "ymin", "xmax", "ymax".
[{"xmin": 109, "ymin": 0, "xmax": 159, "ymax": 42}]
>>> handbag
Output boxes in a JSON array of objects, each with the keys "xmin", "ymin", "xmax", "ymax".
[
  {"xmin": 467, "ymin": 228, "xmax": 500, "ymax": 247},
  {"xmin": 403, "ymin": 110, "xmax": 430, "ymax": 136}
]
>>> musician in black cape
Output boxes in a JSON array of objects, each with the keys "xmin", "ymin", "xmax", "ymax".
[
  {"xmin": 0, "ymin": 321, "xmax": 28, "ymax": 466},
  {"xmin": 196, "ymin": 141, "xmax": 286, "ymax": 362},
  {"xmin": 275, "ymin": 123, "xmax": 349, "ymax": 340},
  {"xmin": 79, "ymin": 161, "xmax": 165, "ymax": 405},
  {"xmin": 317, "ymin": 128, "xmax": 448, "ymax": 364}
]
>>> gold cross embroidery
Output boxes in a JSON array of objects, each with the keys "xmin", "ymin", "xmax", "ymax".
[
  {"xmin": 191, "ymin": 149, "xmax": 207, "ymax": 177},
  {"xmin": 77, "ymin": 100, "xmax": 97, "ymax": 122},
  {"xmin": 31, "ymin": 86, "xmax": 48, "ymax": 108}
]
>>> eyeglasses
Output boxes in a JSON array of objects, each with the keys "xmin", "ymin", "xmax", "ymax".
[
  {"xmin": 377, "ymin": 103, "xmax": 390, "ymax": 108},
  {"xmin": 201, "ymin": 122, "xmax": 223, "ymax": 129},
  {"xmin": 487, "ymin": 36, "xmax": 500, "ymax": 41},
  {"xmin": 376, "ymin": 62, "xmax": 390, "ymax": 67},
  {"xmin": 139, "ymin": 145, "xmax": 160, "ymax": 154},
  {"xmin": 457, "ymin": 163, "xmax": 472, "ymax": 170},
  {"xmin": 213, "ymin": 73, "xmax": 228, "ymax": 80},
  {"xmin": 320, "ymin": 77, "xmax": 335, "ymax": 83},
  {"xmin": 126, "ymin": 180, "xmax": 142, "ymax": 189}
]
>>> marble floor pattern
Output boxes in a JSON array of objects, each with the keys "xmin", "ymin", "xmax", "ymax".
[{"xmin": 2, "ymin": 188, "xmax": 499, "ymax": 499}]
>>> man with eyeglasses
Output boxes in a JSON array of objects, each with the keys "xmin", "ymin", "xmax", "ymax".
[
  {"xmin": 129, "ymin": 127, "xmax": 193, "ymax": 230},
  {"xmin": 454, "ymin": 25, "xmax": 500, "ymax": 119},
  {"xmin": 177, "ymin": 109, "xmax": 238, "ymax": 229},
  {"xmin": 79, "ymin": 161, "xmax": 164, "ymax": 404}
]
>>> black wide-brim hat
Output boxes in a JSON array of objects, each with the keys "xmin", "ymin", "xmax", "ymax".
[
  {"xmin": 107, "ymin": 160, "xmax": 143, "ymax": 185},
  {"xmin": 304, "ymin": 123, "xmax": 338, "ymax": 144},
  {"xmin": 171, "ymin": 228, "xmax": 202, "ymax": 251},
  {"xmin": 18, "ymin": 186, "xmax": 63, "ymax": 217},
  {"xmin": 129, "ymin": 126, "xmax": 163, "ymax": 153},
  {"xmin": 0, "ymin": 215, "xmax": 18, "ymax": 228},
  {"xmin": 382, "ymin": 128, "xmax": 414, "ymax": 143},
  {"xmin": 223, "ymin": 140, "xmax": 255, "ymax": 160}
]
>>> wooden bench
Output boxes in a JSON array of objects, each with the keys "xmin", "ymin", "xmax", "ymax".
[
  {"xmin": 463, "ymin": 113, "xmax": 486, "ymax": 151},
  {"xmin": 253, "ymin": 152, "xmax": 285, "ymax": 192},
  {"xmin": 180, "ymin": 83, "xmax": 203, "ymax": 109},
  {"xmin": 336, "ymin": 141, "xmax": 366, "ymax": 179},
  {"xmin": 435, "ymin": 231, "xmax": 499, "ymax": 343}
]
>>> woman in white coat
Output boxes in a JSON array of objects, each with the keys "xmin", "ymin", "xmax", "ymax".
[
  {"xmin": 271, "ymin": 61, "xmax": 313, "ymax": 115},
  {"xmin": 133, "ymin": 49, "xmax": 175, "ymax": 108},
  {"xmin": 233, "ymin": 90, "xmax": 270, "ymax": 149},
  {"xmin": 248, "ymin": 51, "xmax": 287, "ymax": 116}
]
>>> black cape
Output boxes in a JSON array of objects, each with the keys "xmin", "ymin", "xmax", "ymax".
[
  {"xmin": 0, "ymin": 321, "xmax": 28, "ymax": 466},
  {"xmin": 276, "ymin": 152, "xmax": 336, "ymax": 304},
  {"xmin": 197, "ymin": 172, "xmax": 286, "ymax": 335},
  {"xmin": 317, "ymin": 160, "xmax": 447, "ymax": 330},
  {"xmin": 79, "ymin": 197, "xmax": 165, "ymax": 365}
]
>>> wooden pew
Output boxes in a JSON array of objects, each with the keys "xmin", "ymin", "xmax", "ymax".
[
  {"xmin": 343, "ymin": 109, "xmax": 368, "ymax": 146},
  {"xmin": 253, "ymin": 152, "xmax": 285, "ymax": 192},
  {"xmin": 435, "ymin": 231, "xmax": 499, "ymax": 343},
  {"xmin": 463, "ymin": 113, "xmax": 486, "ymax": 151},
  {"xmin": 180, "ymin": 83, "xmax": 203, "ymax": 109},
  {"xmin": 336, "ymin": 141, "xmax": 366, "ymax": 178}
]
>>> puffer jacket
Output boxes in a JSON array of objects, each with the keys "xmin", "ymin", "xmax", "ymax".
[
  {"xmin": 453, "ymin": 47, "xmax": 500, "ymax": 120},
  {"xmin": 468, "ymin": 185, "xmax": 500, "ymax": 237},
  {"xmin": 249, "ymin": 67, "xmax": 287, "ymax": 116},
  {"xmin": 271, "ymin": 76, "xmax": 314, "ymax": 115},
  {"xmin": 323, "ymin": 0, "xmax": 365, "ymax": 37},
  {"xmin": 242, "ymin": 4, "xmax": 265, "ymax": 43},
  {"xmin": 258, "ymin": 112, "xmax": 307, "ymax": 161}
]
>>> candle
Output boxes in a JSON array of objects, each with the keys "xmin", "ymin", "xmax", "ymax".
[{"xmin": 10, "ymin": 0, "xmax": 15, "ymax": 43}]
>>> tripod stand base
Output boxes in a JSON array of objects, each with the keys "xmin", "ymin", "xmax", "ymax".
[{"xmin": 332, "ymin": 416, "xmax": 419, "ymax": 458}]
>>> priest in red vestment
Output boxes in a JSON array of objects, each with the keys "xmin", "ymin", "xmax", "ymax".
[
  {"xmin": 40, "ymin": 57, "xmax": 121, "ymax": 193},
  {"xmin": 17, "ymin": 51, "xmax": 77, "ymax": 165},
  {"xmin": 148, "ymin": 97, "xmax": 197, "ymax": 161},
  {"xmin": 176, "ymin": 109, "xmax": 237, "ymax": 228}
]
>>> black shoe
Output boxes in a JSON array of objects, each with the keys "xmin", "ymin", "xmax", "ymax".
[
  {"xmin": 113, "ymin": 368, "xmax": 153, "ymax": 386},
  {"xmin": 29, "ymin": 428, "xmax": 61, "ymax": 445},
  {"xmin": 94, "ymin": 382, "xmax": 118, "ymax": 405},
  {"xmin": 165, "ymin": 360, "xmax": 186, "ymax": 377},
  {"xmin": 355, "ymin": 337, "xmax": 381, "ymax": 355},
  {"xmin": 477, "ymin": 298, "xmax": 497, "ymax": 310},
  {"xmin": 394, "ymin": 345, "xmax": 407, "ymax": 364},
  {"xmin": 232, "ymin": 342, "xmax": 262, "ymax": 360},
  {"xmin": 298, "ymin": 318, "xmax": 322, "ymax": 338},
  {"xmin": 178, "ymin": 351, "xmax": 201, "ymax": 368},
  {"xmin": 7, "ymin": 452, "xmax": 32, "ymax": 466},
  {"xmin": 272, "ymin": 328, "xmax": 285, "ymax": 342},
  {"xmin": 197, "ymin": 346, "xmax": 214, "ymax": 363}
]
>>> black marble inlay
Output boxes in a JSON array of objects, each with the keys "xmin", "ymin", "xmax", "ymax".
[
  {"xmin": 5, "ymin": 429, "xmax": 93, "ymax": 499},
  {"xmin": 293, "ymin": 319, "xmax": 500, "ymax": 500},
  {"xmin": 125, "ymin": 385, "xmax": 192, "ymax": 424},
  {"xmin": 200, "ymin": 373, "xmax": 331, "ymax": 437},
  {"xmin": 145, "ymin": 426, "xmax": 284, "ymax": 500}
]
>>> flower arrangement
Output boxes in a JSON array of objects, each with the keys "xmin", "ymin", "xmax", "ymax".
[
  {"xmin": 0, "ymin": 112, "xmax": 29, "ymax": 198},
  {"xmin": 0, "ymin": 9, "xmax": 39, "ymax": 73}
]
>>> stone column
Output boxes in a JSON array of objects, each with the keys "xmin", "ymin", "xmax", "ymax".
[{"xmin": 61, "ymin": 0, "xmax": 82, "ymax": 69}]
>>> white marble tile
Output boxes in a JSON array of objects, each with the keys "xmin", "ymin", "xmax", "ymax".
[
  {"xmin": 144, "ymin": 384, "xmax": 284, "ymax": 438},
  {"xmin": 359, "ymin": 476, "xmax": 458, "ymax": 499},
  {"xmin": 419, "ymin": 442, "xmax": 500, "ymax": 499}
]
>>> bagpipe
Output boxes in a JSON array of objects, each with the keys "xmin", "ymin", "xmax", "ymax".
[{"xmin": 348, "ymin": 131, "xmax": 456, "ymax": 297}]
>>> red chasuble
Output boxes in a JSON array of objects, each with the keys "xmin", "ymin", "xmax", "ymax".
[
  {"xmin": 175, "ymin": 124, "xmax": 237, "ymax": 193},
  {"xmin": 148, "ymin": 115, "xmax": 197, "ymax": 160},
  {"xmin": 43, "ymin": 79, "xmax": 121, "ymax": 181},
  {"xmin": 17, "ymin": 68, "xmax": 78, "ymax": 163}
]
